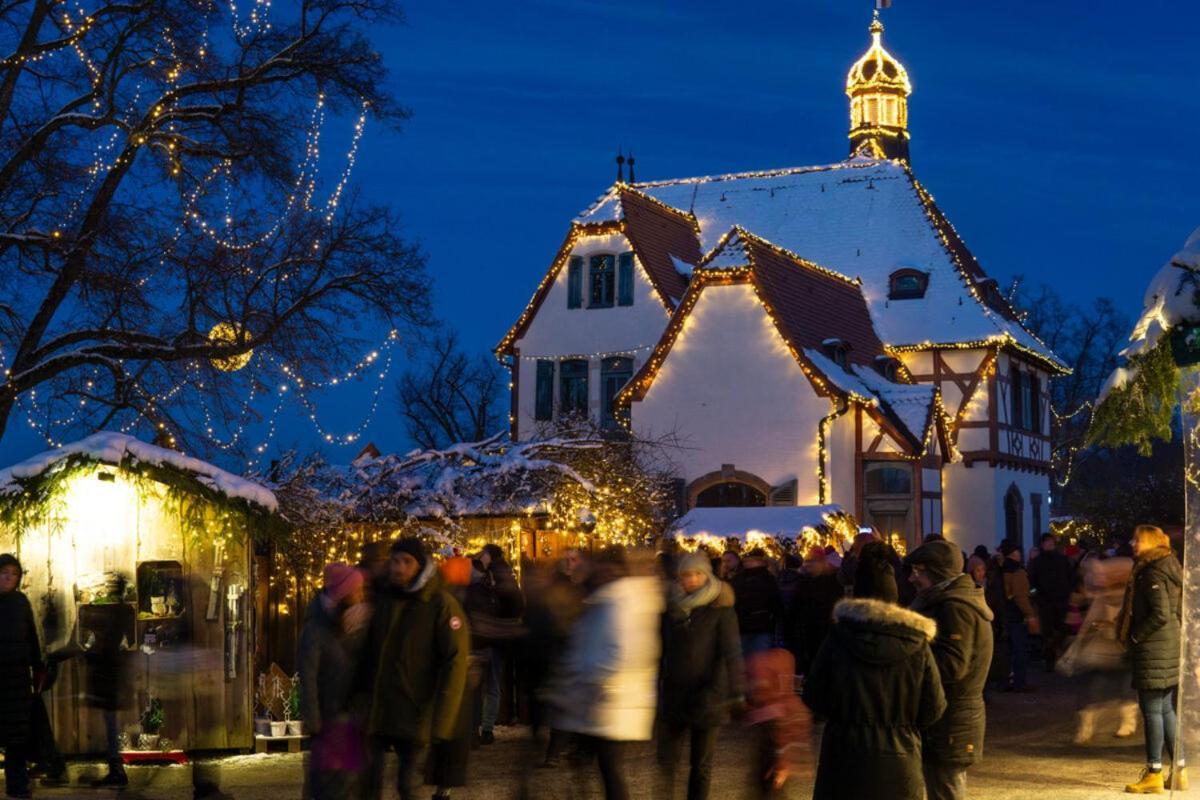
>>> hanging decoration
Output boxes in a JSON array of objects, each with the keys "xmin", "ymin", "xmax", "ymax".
[{"xmin": 208, "ymin": 323, "xmax": 253, "ymax": 373}]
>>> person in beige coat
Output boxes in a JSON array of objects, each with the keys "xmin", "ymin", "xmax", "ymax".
[{"xmin": 1057, "ymin": 553, "xmax": 1138, "ymax": 742}]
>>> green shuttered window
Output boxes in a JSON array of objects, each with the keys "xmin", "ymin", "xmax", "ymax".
[
  {"xmin": 534, "ymin": 360, "xmax": 554, "ymax": 421},
  {"xmin": 617, "ymin": 252, "xmax": 634, "ymax": 306}
]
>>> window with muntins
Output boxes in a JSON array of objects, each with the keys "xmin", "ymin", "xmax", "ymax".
[
  {"xmin": 589, "ymin": 254, "xmax": 615, "ymax": 308},
  {"xmin": 559, "ymin": 359, "xmax": 589, "ymax": 416},
  {"xmin": 695, "ymin": 482, "xmax": 766, "ymax": 508},
  {"xmin": 601, "ymin": 356, "xmax": 633, "ymax": 428},
  {"xmin": 534, "ymin": 360, "xmax": 554, "ymax": 421}
]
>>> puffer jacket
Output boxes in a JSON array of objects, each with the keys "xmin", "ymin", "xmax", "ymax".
[
  {"xmin": 1126, "ymin": 551, "xmax": 1182, "ymax": 691},
  {"xmin": 0, "ymin": 590, "xmax": 42, "ymax": 746},
  {"xmin": 803, "ymin": 598, "xmax": 946, "ymax": 800},
  {"xmin": 911, "ymin": 574, "xmax": 994, "ymax": 767},
  {"xmin": 548, "ymin": 576, "xmax": 664, "ymax": 741},
  {"xmin": 659, "ymin": 582, "xmax": 745, "ymax": 729}
]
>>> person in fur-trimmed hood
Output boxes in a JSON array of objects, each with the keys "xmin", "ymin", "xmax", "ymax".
[
  {"xmin": 657, "ymin": 552, "xmax": 744, "ymax": 800},
  {"xmin": 907, "ymin": 538, "xmax": 994, "ymax": 800},
  {"xmin": 802, "ymin": 542, "xmax": 946, "ymax": 800}
]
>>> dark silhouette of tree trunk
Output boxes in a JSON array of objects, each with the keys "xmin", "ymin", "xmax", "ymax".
[{"xmin": 0, "ymin": 0, "xmax": 430, "ymax": 452}]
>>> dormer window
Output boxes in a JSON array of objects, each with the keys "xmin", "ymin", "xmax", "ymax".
[
  {"xmin": 889, "ymin": 268, "xmax": 928, "ymax": 300},
  {"xmin": 875, "ymin": 355, "xmax": 900, "ymax": 381},
  {"xmin": 824, "ymin": 338, "xmax": 850, "ymax": 369}
]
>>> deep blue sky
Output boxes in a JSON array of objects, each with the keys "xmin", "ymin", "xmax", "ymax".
[{"xmin": 3, "ymin": 1, "xmax": 1198, "ymax": 468}]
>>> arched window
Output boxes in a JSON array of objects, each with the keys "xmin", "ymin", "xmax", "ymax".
[
  {"xmin": 695, "ymin": 482, "xmax": 766, "ymax": 508},
  {"xmin": 889, "ymin": 269, "xmax": 928, "ymax": 300}
]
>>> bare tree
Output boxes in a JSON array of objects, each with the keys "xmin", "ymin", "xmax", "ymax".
[
  {"xmin": 0, "ymin": 0, "xmax": 430, "ymax": 452},
  {"xmin": 396, "ymin": 330, "xmax": 502, "ymax": 450}
]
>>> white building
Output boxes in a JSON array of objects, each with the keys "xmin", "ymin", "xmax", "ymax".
[{"xmin": 496, "ymin": 16, "xmax": 1066, "ymax": 554}]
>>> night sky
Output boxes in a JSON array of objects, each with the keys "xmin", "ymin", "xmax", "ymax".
[{"xmin": 2, "ymin": 0, "xmax": 1198, "ymax": 468}]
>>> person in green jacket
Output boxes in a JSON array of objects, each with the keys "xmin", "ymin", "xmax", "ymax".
[
  {"xmin": 1119, "ymin": 525, "xmax": 1185, "ymax": 795},
  {"xmin": 359, "ymin": 538, "xmax": 470, "ymax": 800}
]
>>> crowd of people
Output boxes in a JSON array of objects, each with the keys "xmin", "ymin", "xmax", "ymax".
[{"xmin": 0, "ymin": 522, "xmax": 1188, "ymax": 799}]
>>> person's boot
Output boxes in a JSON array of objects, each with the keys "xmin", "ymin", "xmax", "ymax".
[
  {"xmin": 1073, "ymin": 709, "xmax": 1096, "ymax": 744},
  {"xmin": 1125, "ymin": 767, "xmax": 1165, "ymax": 794},
  {"xmin": 1116, "ymin": 703, "xmax": 1139, "ymax": 738},
  {"xmin": 1168, "ymin": 766, "xmax": 1189, "ymax": 792},
  {"xmin": 91, "ymin": 759, "xmax": 129, "ymax": 788}
]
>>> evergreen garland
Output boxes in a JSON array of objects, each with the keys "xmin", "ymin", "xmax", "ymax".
[{"xmin": 1087, "ymin": 337, "xmax": 1179, "ymax": 456}]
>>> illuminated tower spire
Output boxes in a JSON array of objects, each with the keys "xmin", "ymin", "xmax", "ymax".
[{"xmin": 846, "ymin": 12, "xmax": 912, "ymax": 162}]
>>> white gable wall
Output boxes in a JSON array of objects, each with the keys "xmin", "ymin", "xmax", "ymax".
[
  {"xmin": 513, "ymin": 231, "xmax": 671, "ymax": 438},
  {"xmin": 631, "ymin": 283, "xmax": 830, "ymax": 502},
  {"xmin": 942, "ymin": 461, "xmax": 1051, "ymax": 554}
]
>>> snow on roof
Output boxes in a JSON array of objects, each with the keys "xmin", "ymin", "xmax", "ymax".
[
  {"xmin": 850, "ymin": 363, "xmax": 937, "ymax": 446},
  {"xmin": 578, "ymin": 159, "xmax": 1062, "ymax": 368},
  {"xmin": 0, "ymin": 432, "xmax": 278, "ymax": 513},
  {"xmin": 801, "ymin": 348, "xmax": 936, "ymax": 447},
  {"xmin": 667, "ymin": 505, "xmax": 847, "ymax": 542},
  {"xmin": 670, "ymin": 254, "xmax": 695, "ymax": 277}
]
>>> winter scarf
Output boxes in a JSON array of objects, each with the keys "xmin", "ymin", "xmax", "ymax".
[
  {"xmin": 1117, "ymin": 546, "xmax": 1174, "ymax": 646},
  {"xmin": 668, "ymin": 574, "xmax": 722, "ymax": 620}
]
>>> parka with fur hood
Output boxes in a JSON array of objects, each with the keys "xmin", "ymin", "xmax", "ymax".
[{"xmin": 803, "ymin": 598, "xmax": 947, "ymax": 800}]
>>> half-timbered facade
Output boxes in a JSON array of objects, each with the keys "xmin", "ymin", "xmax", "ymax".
[{"xmin": 496, "ymin": 16, "xmax": 1066, "ymax": 553}]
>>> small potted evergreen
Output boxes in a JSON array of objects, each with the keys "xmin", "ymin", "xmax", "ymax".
[
  {"xmin": 138, "ymin": 697, "xmax": 164, "ymax": 750},
  {"xmin": 285, "ymin": 683, "xmax": 303, "ymax": 736}
]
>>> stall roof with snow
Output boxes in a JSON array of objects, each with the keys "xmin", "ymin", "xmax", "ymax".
[{"xmin": 667, "ymin": 505, "xmax": 857, "ymax": 550}]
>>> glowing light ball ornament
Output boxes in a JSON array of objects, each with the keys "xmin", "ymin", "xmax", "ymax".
[{"xmin": 209, "ymin": 322, "xmax": 253, "ymax": 372}]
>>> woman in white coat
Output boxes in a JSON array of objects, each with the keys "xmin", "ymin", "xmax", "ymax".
[{"xmin": 547, "ymin": 547, "xmax": 663, "ymax": 800}]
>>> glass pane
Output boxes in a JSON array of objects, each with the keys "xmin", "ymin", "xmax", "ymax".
[
  {"xmin": 695, "ymin": 482, "xmax": 766, "ymax": 508},
  {"xmin": 864, "ymin": 463, "xmax": 912, "ymax": 495}
]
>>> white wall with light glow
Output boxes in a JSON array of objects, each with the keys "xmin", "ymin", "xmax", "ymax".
[
  {"xmin": 513, "ymin": 231, "xmax": 672, "ymax": 437},
  {"xmin": 631, "ymin": 283, "xmax": 827, "ymax": 499}
]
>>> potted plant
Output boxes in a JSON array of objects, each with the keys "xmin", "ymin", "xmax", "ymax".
[
  {"xmin": 138, "ymin": 697, "xmax": 164, "ymax": 750},
  {"xmin": 285, "ymin": 683, "xmax": 303, "ymax": 736}
]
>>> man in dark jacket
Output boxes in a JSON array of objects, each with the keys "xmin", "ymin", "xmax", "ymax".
[
  {"xmin": 475, "ymin": 543, "xmax": 523, "ymax": 744},
  {"xmin": 1029, "ymin": 532, "xmax": 1074, "ymax": 669},
  {"xmin": 658, "ymin": 552, "xmax": 744, "ymax": 800},
  {"xmin": 731, "ymin": 549, "xmax": 782, "ymax": 655},
  {"xmin": 791, "ymin": 548, "xmax": 844, "ymax": 676},
  {"xmin": 0, "ymin": 553, "xmax": 43, "ymax": 800},
  {"xmin": 360, "ymin": 538, "xmax": 470, "ymax": 800},
  {"xmin": 907, "ymin": 539, "xmax": 995, "ymax": 800}
]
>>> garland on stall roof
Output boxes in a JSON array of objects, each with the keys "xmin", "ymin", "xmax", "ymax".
[{"xmin": 1087, "ymin": 336, "xmax": 1178, "ymax": 456}]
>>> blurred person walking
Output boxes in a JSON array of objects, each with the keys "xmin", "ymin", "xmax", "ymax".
[
  {"xmin": 298, "ymin": 563, "xmax": 368, "ymax": 800},
  {"xmin": 744, "ymin": 648, "xmax": 808, "ymax": 798},
  {"xmin": 907, "ymin": 539, "xmax": 994, "ymax": 800},
  {"xmin": 657, "ymin": 552, "xmax": 744, "ymax": 800},
  {"xmin": 790, "ymin": 547, "xmax": 843, "ymax": 677},
  {"xmin": 802, "ymin": 542, "xmax": 946, "ymax": 800},
  {"xmin": 1055, "ymin": 552, "xmax": 1137, "ymax": 743},
  {"xmin": 731, "ymin": 548, "xmax": 782, "ymax": 655},
  {"xmin": 473, "ymin": 544, "xmax": 524, "ymax": 744},
  {"xmin": 999, "ymin": 541, "xmax": 1039, "ymax": 692},
  {"xmin": 84, "ymin": 573, "xmax": 130, "ymax": 789},
  {"xmin": 1119, "ymin": 525, "xmax": 1186, "ymax": 794},
  {"xmin": 1029, "ymin": 533, "xmax": 1074, "ymax": 670},
  {"xmin": 359, "ymin": 539, "xmax": 470, "ymax": 800},
  {"xmin": 547, "ymin": 547, "xmax": 663, "ymax": 800},
  {"xmin": 0, "ymin": 554, "xmax": 43, "ymax": 800}
]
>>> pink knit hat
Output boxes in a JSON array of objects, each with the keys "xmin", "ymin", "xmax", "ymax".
[{"xmin": 323, "ymin": 563, "xmax": 363, "ymax": 603}]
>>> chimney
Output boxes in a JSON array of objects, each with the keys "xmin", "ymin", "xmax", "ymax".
[
  {"xmin": 615, "ymin": 149, "xmax": 625, "ymax": 183},
  {"xmin": 627, "ymin": 151, "xmax": 635, "ymax": 183}
]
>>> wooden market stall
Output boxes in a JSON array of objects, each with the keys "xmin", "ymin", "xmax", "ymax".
[{"xmin": 0, "ymin": 432, "xmax": 280, "ymax": 754}]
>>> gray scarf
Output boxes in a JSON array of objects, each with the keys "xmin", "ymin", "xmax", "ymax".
[{"xmin": 668, "ymin": 575, "xmax": 721, "ymax": 620}]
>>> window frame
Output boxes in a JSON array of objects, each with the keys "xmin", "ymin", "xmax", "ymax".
[
  {"xmin": 600, "ymin": 356, "xmax": 634, "ymax": 429},
  {"xmin": 559, "ymin": 358, "xmax": 589, "ymax": 417},
  {"xmin": 589, "ymin": 254, "xmax": 615, "ymax": 309},
  {"xmin": 888, "ymin": 268, "xmax": 929, "ymax": 300}
]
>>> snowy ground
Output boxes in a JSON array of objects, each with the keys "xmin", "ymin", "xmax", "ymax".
[{"xmin": 9, "ymin": 671, "xmax": 1163, "ymax": 799}]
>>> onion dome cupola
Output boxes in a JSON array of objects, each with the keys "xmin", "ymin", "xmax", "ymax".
[{"xmin": 846, "ymin": 12, "xmax": 912, "ymax": 162}]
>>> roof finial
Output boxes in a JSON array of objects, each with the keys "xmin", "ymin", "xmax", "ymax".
[
  {"xmin": 870, "ymin": 9, "xmax": 883, "ymax": 38},
  {"xmin": 616, "ymin": 148, "xmax": 626, "ymax": 183},
  {"xmin": 627, "ymin": 150, "xmax": 635, "ymax": 184}
]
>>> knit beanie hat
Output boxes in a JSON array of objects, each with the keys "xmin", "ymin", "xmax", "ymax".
[
  {"xmin": 677, "ymin": 551, "xmax": 714, "ymax": 576},
  {"xmin": 323, "ymin": 563, "xmax": 364, "ymax": 603},
  {"xmin": 390, "ymin": 537, "xmax": 429, "ymax": 569},
  {"xmin": 906, "ymin": 539, "xmax": 962, "ymax": 583}
]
